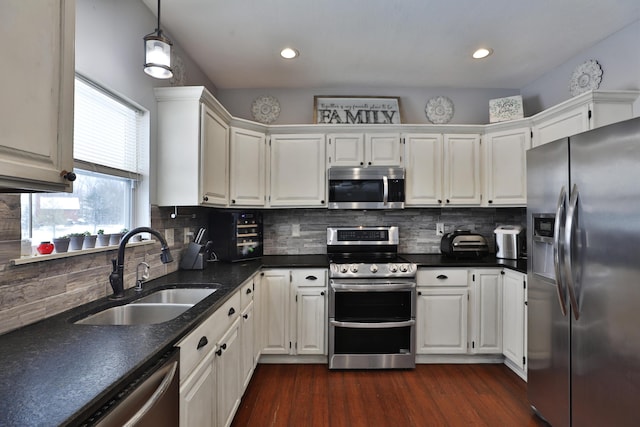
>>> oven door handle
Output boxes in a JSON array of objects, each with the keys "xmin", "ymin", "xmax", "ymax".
[
  {"xmin": 331, "ymin": 282, "xmax": 416, "ymax": 292},
  {"xmin": 330, "ymin": 319, "xmax": 416, "ymax": 329}
]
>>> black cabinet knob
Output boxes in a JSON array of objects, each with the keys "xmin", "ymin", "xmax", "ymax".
[
  {"xmin": 216, "ymin": 349, "xmax": 222, "ymax": 356},
  {"xmin": 246, "ymin": 288, "xmax": 252, "ymax": 294},
  {"xmin": 368, "ymin": 161, "xmax": 372, "ymax": 165},
  {"xmin": 232, "ymin": 199, "xmax": 236, "ymax": 204},
  {"xmin": 203, "ymin": 196, "xmax": 209, "ymax": 202},
  {"xmin": 320, "ymin": 200, "xmax": 325, "ymax": 204},
  {"xmin": 243, "ymin": 314, "xmax": 249, "ymax": 319},
  {"xmin": 418, "ymin": 291, "xmax": 422, "ymax": 296},
  {"xmin": 228, "ymin": 307, "xmax": 235, "ymax": 316},
  {"xmin": 60, "ymin": 170, "xmax": 76, "ymax": 181},
  {"xmin": 360, "ymin": 162, "xmax": 364, "ymax": 166},
  {"xmin": 446, "ymin": 199, "xmax": 450, "ymax": 204},
  {"xmin": 488, "ymin": 200, "xmax": 493, "ymax": 204},
  {"xmin": 438, "ymin": 199, "xmax": 442, "ymax": 204},
  {"xmin": 221, "ymin": 343, "xmax": 227, "ymax": 350}
]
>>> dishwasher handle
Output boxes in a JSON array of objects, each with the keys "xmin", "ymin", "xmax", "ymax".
[{"xmin": 123, "ymin": 360, "xmax": 178, "ymax": 427}]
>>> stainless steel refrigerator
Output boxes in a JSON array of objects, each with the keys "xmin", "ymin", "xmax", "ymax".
[{"xmin": 527, "ymin": 116, "xmax": 640, "ymax": 427}]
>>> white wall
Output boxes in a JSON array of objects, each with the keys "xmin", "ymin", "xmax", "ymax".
[
  {"xmin": 216, "ymin": 86, "xmax": 519, "ymax": 125},
  {"xmin": 75, "ymin": 0, "xmax": 217, "ymax": 208},
  {"xmin": 521, "ymin": 19, "xmax": 640, "ymax": 116}
]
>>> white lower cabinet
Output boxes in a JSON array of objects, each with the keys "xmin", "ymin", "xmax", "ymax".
[
  {"xmin": 416, "ymin": 268, "xmax": 504, "ymax": 356},
  {"xmin": 502, "ymin": 269, "xmax": 527, "ymax": 377},
  {"xmin": 416, "ymin": 287, "xmax": 468, "ymax": 354},
  {"xmin": 180, "ymin": 350, "xmax": 216, "ymax": 427},
  {"xmin": 260, "ymin": 268, "xmax": 328, "ymax": 356},
  {"xmin": 470, "ymin": 269, "xmax": 503, "ymax": 354},
  {"xmin": 240, "ymin": 300, "xmax": 255, "ymax": 391},
  {"xmin": 215, "ymin": 317, "xmax": 242, "ymax": 427}
]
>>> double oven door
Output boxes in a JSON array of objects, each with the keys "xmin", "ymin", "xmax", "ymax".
[{"xmin": 328, "ymin": 279, "xmax": 416, "ymax": 369}]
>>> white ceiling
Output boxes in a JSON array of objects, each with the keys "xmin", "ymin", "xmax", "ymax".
[{"xmin": 142, "ymin": 0, "xmax": 640, "ymax": 90}]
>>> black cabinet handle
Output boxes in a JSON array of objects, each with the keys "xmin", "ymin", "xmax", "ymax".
[
  {"xmin": 228, "ymin": 307, "xmax": 235, "ymax": 316},
  {"xmin": 305, "ymin": 275, "xmax": 317, "ymax": 281},
  {"xmin": 221, "ymin": 343, "xmax": 227, "ymax": 350},
  {"xmin": 216, "ymin": 348, "xmax": 222, "ymax": 356},
  {"xmin": 438, "ymin": 199, "xmax": 442, "ymax": 204},
  {"xmin": 197, "ymin": 336, "xmax": 208, "ymax": 350},
  {"xmin": 488, "ymin": 200, "xmax": 493, "ymax": 204},
  {"xmin": 446, "ymin": 199, "xmax": 450, "ymax": 204},
  {"xmin": 246, "ymin": 288, "xmax": 252, "ymax": 294},
  {"xmin": 418, "ymin": 291, "xmax": 422, "ymax": 296},
  {"xmin": 60, "ymin": 170, "xmax": 76, "ymax": 181},
  {"xmin": 436, "ymin": 274, "xmax": 448, "ymax": 280},
  {"xmin": 232, "ymin": 199, "xmax": 236, "ymax": 204},
  {"xmin": 360, "ymin": 161, "xmax": 364, "ymax": 165},
  {"xmin": 320, "ymin": 200, "xmax": 325, "ymax": 204},
  {"xmin": 368, "ymin": 161, "xmax": 372, "ymax": 165},
  {"xmin": 320, "ymin": 291, "xmax": 325, "ymax": 296},
  {"xmin": 243, "ymin": 314, "xmax": 248, "ymax": 319},
  {"xmin": 203, "ymin": 196, "xmax": 209, "ymax": 202}
]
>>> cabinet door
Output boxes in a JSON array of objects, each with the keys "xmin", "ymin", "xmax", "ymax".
[
  {"xmin": 201, "ymin": 105, "xmax": 229, "ymax": 206},
  {"xmin": 180, "ymin": 350, "xmax": 216, "ymax": 427},
  {"xmin": 502, "ymin": 269, "xmax": 526, "ymax": 370},
  {"xmin": 295, "ymin": 287, "xmax": 327, "ymax": 355},
  {"xmin": 230, "ymin": 127, "xmax": 266, "ymax": 206},
  {"xmin": 252, "ymin": 274, "xmax": 263, "ymax": 362},
  {"xmin": 0, "ymin": 0, "xmax": 74, "ymax": 192},
  {"xmin": 216, "ymin": 318, "xmax": 241, "ymax": 427},
  {"xmin": 260, "ymin": 269, "xmax": 291, "ymax": 354},
  {"xmin": 404, "ymin": 133, "xmax": 443, "ymax": 206},
  {"xmin": 484, "ymin": 127, "xmax": 530, "ymax": 206},
  {"xmin": 269, "ymin": 134, "xmax": 326, "ymax": 207},
  {"xmin": 416, "ymin": 288, "xmax": 468, "ymax": 354},
  {"xmin": 470, "ymin": 270, "xmax": 503, "ymax": 354},
  {"xmin": 327, "ymin": 133, "xmax": 365, "ymax": 166},
  {"xmin": 240, "ymin": 301, "xmax": 255, "ymax": 391},
  {"xmin": 532, "ymin": 105, "xmax": 589, "ymax": 147},
  {"xmin": 443, "ymin": 134, "xmax": 481, "ymax": 205},
  {"xmin": 365, "ymin": 133, "xmax": 402, "ymax": 166}
]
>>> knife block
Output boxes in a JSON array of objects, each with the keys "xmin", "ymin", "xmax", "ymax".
[{"xmin": 180, "ymin": 242, "xmax": 205, "ymax": 270}]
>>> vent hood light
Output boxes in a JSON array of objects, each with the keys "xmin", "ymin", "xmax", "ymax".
[
  {"xmin": 280, "ymin": 48, "xmax": 299, "ymax": 59},
  {"xmin": 472, "ymin": 48, "xmax": 493, "ymax": 59}
]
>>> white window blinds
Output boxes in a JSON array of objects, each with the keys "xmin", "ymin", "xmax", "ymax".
[{"xmin": 73, "ymin": 77, "xmax": 141, "ymax": 178}]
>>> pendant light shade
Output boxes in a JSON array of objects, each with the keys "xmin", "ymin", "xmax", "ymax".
[{"xmin": 144, "ymin": 0, "xmax": 173, "ymax": 79}]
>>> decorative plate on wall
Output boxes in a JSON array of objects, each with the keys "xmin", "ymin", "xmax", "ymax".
[
  {"xmin": 569, "ymin": 59, "xmax": 603, "ymax": 96},
  {"xmin": 425, "ymin": 96, "xmax": 454, "ymax": 124},
  {"xmin": 251, "ymin": 96, "xmax": 281, "ymax": 124}
]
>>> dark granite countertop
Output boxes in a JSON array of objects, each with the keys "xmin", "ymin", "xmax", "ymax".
[
  {"xmin": 0, "ymin": 253, "xmax": 525, "ymax": 426},
  {"xmin": 400, "ymin": 254, "xmax": 527, "ymax": 274}
]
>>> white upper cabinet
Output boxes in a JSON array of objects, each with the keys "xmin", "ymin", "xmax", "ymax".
[
  {"xmin": 230, "ymin": 127, "xmax": 266, "ymax": 207},
  {"xmin": 443, "ymin": 134, "xmax": 482, "ymax": 205},
  {"xmin": 404, "ymin": 133, "xmax": 443, "ymax": 205},
  {"xmin": 155, "ymin": 87, "xmax": 230, "ymax": 207},
  {"xmin": 0, "ymin": 0, "xmax": 75, "ymax": 192},
  {"xmin": 269, "ymin": 134, "xmax": 326, "ymax": 207},
  {"xmin": 327, "ymin": 133, "xmax": 401, "ymax": 167},
  {"xmin": 532, "ymin": 90, "xmax": 638, "ymax": 147},
  {"xmin": 483, "ymin": 125, "xmax": 531, "ymax": 206}
]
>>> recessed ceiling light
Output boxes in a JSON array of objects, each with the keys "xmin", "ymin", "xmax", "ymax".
[
  {"xmin": 472, "ymin": 48, "xmax": 493, "ymax": 59},
  {"xmin": 280, "ymin": 47, "xmax": 299, "ymax": 59}
]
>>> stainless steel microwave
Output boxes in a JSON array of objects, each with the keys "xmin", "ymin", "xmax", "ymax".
[{"xmin": 328, "ymin": 166, "xmax": 405, "ymax": 209}]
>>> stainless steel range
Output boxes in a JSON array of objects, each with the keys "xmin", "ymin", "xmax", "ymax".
[{"xmin": 327, "ymin": 226, "xmax": 417, "ymax": 369}]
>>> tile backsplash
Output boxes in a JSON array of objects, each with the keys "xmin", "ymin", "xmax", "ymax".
[
  {"xmin": 0, "ymin": 201, "xmax": 524, "ymax": 335},
  {"xmin": 262, "ymin": 207, "xmax": 526, "ymax": 255}
]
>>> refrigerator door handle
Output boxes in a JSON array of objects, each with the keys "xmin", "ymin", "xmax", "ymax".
[
  {"xmin": 564, "ymin": 183, "xmax": 580, "ymax": 320},
  {"xmin": 553, "ymin": 186, "xmax": 568, "ymax": 317}
]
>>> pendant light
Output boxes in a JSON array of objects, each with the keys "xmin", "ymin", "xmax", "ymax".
[{"xmin": 143, "ymin": 0, "xmax": 173, "ymax": 79}]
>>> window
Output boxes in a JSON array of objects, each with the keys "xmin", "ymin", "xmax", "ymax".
[{"xmin": 21, "ymin": 76, "xmax": 145, "ymax": 244}]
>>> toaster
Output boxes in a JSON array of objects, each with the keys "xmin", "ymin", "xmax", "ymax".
[{"xmin": 440, "ymin": 230, "xmax": 490, "ymax": 258}]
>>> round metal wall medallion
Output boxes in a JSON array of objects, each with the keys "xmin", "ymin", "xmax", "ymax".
[
  {"xmin": 569, "ymin": 59, "xmax": 603, "ymax": 96},
  {"xmin": 425, "ymin": 96, "xmax": 454, "ymax": 124},
  {"xmin": 251, "ymin": 96, "xmax": 281, "ymax": 124}
]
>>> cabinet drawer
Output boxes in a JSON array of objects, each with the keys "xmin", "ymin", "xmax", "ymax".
[
  {"xmin": 177, "ymin": 290, "xmax": 241, "ymax": 381},
  {"xmin": 240, "ymin": 277, "xmax": 254, "ymax": 310},
  {"xmin": 291, "ymin": 268, "xmax": 327, "ymax": 287},
  {"xmin": 417, "ymin": 268, "xmax": 468, "ymax": 287}
]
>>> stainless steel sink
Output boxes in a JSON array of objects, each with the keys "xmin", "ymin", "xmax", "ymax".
[
  {"xmin": 74, "ymin": 303, "xmax": 192, "ymax": 325},
  {"xmin": 132, "ymin": 288, "xmax": 217, "ymax": 305}
]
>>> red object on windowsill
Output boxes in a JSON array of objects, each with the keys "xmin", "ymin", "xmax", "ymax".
[{"xmin": 37, "ymin": 241, "xmax": 54, "ymax": 255}]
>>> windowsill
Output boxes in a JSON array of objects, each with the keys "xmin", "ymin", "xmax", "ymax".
[{"xmin": 11, "ymin": 240, "xmax": 156, "ymax": 266}]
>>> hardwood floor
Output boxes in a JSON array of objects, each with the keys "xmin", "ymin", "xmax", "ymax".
[{"xmin": 232, "ymin": 364, "xmax": 548, "ymax": 427}]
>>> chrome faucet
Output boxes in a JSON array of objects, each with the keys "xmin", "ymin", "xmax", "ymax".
[
  {"xmin": 109, "ymin": 227, "xmax": 173, "ymax": 299},
  {"xmin": 135, "ymin": 262, "xmax": 150, "ymax": 292}
]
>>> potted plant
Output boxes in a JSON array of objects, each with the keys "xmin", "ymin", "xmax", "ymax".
[
  {"xmin": 83, "ymin": 231, "xmax": 97, "ymax": 249},
  {"xmin": 67, "ymin": 233, "xmax": 86, "ymax": 251},
  {"xmin": 96, "ymin": 229, "xmax": 110, "ymax": 247},
  {"xmin": 52, "ymin": 236, "xmax": 70, "ymax": 253},
  {"xmin": 109, "ymin": 228, "xmax": 127, "ymax": 246}
]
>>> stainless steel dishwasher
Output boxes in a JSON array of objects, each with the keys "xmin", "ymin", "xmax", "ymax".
[{"xmin": 82, "ymin": 349, "xmax": 179, "ymax": 426}]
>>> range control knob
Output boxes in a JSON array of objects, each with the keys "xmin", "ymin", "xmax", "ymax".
[
  {"xmin": 340, "ymin": 265, "xmax": 349, "ymax": 274},
  {"xmin": 389, "ymin": 264, "xmax": 398, "ymax": 273},
  {"xmin": 370, "ymin": 264, "xmax": 378, "ymax": 273},
  {"xmin": 350, "ymin": 264, "xmax": 359, "ymax": 273},
  {"xmin": 399, "ymin": 264, "xmax": 409, "ymax": 273}
]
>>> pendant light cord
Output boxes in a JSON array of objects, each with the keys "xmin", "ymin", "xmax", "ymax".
[{"xmin": 157, "ymin": 0, "xmax": 162, "ymax": 33}]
